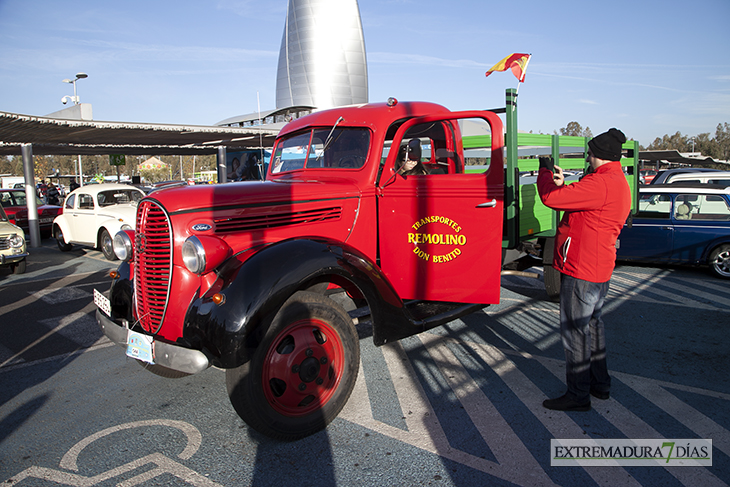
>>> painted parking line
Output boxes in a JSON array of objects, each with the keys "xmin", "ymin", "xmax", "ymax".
[
  {"xmin": 609, "ymin": 271, "xmax": 730, "ymax": 310},
  {"xmin": 342, "ymin": 330, "xmax": 726, "ymax": 485},
  {"xmin": 0, "ymin": 304, "xmax": 99, "ymax": 368},
  {"xmin": 0, "ymin": 274, "xmax": 107, "ymax": 315},
  {"xmin": 342, "ymin": 336, "xmax": 633, "ymax": 486},
  {"xmin": 0, "ymin": 341, "xmax": 116, "ymax": 373},
  {"xmin": 537, "ymin": 355, "xmax": 727, "ymax": 486}
]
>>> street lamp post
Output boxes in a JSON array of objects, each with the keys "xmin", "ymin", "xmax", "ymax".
[
  {"xmin": 62, "ymin": 72, "xmax": 88, "ymax": 105},
  {"xmin": 62, "ymin": 73, "xmax": 88, "ymax": 186}
]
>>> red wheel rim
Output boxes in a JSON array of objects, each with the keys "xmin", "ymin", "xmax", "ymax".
[{"xmin": 262, "ymin": 319, "xmax": 345, "ymax": 417}]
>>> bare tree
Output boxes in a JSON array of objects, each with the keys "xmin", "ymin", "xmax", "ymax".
[{"xmin": 558, "ymin": 122, "xmax": 593, "ymax": 138}]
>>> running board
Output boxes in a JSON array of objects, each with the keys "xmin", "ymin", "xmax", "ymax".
[{"xmin": 501, "ymin": 269, "xmax": 540, "ymax": 279}]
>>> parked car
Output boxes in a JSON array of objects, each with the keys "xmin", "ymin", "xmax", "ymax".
[
  {"xmin": 616, "ymin": 184, "xmax": 730, "ymax": 278},
  {"xmin": 52, "ymin": 183, "xmax": 145, "ymax": 260},
  {"xmin": 0, "ymin": 188, "xmax": 63, "ymax": 238},
  {"xmin": 0, "ymin": 202, "xmax": 28, "ymax": 274},
  {"xmin": 667, "ymin": 170, "xmax": 730, "ymax": 187},
  {"xmin": 649, "ymin": 167, "xmax": 721, "ymax": 185},
  {"xmin": 639, "ymin": 169, "xmax": 657, "ymax": 184}
]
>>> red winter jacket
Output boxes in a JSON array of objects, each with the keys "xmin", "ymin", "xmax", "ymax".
[{"xmin": 537, "ymin": 162, "xmax": 631, "ymax": 283}]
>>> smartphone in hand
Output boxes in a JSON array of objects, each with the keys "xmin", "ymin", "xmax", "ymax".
[{"xmin": 538, "ymin": 156, "xmax": 555, "ymax": 173}]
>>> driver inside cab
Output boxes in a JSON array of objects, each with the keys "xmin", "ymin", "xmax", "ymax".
[{"xmin": 396, "ymin": 139, "xmax": 429, "ymax": 176}]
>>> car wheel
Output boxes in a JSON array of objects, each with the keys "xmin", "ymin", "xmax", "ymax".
[
  {"xmin": 226, "ymin": 291, "xmax": 359, "ymax": 441},
  {"xmin": 100, "ymin": 229, "xmax": 118, "ymax": 261},
  {"xmin": 709, "ymin": 244, "xmax": 730, "ymax": 279},
  {"xmin": 11, "ymin": 259, "xmax": 26, "ymax": 275},
  {"xmin": 55, "ymin": 227, "xmax": 72, "ymax": 251}
]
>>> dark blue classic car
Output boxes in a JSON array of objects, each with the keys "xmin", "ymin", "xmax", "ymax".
[{"xmin": 617, "ymin": 184, "xmax": 730, "ymax": 278}]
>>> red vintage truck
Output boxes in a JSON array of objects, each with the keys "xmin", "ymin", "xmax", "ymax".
[{"xmin": 95, "ymin": 91, "xmax": 638, "ymax": 440}]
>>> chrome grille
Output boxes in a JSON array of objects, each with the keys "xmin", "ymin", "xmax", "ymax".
[
  {"xmin": 0, "ymin": 236, "xmax": 9, "ymax": 250},
  {"xmin": 134, "ymin": 200, "xmax": 172, "ymax": 334}
]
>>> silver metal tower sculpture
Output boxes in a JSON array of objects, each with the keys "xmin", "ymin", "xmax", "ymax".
[{"xmin": 276, "ymin": 0, "xmax": 368, "ymax": 110}]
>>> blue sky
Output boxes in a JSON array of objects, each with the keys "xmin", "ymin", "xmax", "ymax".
[{"xmin": 1, "ymin": 0, "xmax": 729, "ymax": 147}]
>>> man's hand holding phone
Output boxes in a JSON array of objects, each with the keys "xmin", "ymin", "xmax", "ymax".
[
  {"xmin": 539, "ymin": 156, "xmax": 565, "ymax": 187},
  {"xmin": 552, "ymin": 165, "xmax": 565, "ymax": 186}
]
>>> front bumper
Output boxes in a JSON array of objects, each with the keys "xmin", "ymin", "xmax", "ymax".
[
  {"xmin": 1, "ymin": 252, "xmax": 28, "ymax": 265},
  {"xmin": 95, "ymin": 309, "xmax": 210, "ymax": 375}
]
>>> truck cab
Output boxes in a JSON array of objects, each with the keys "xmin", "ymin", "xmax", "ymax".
[{"xmin": 270, "ymin": 99, "xmax": 505, "ymax": 304}]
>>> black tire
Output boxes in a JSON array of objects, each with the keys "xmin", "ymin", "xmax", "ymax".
[
  {"xmin": 544, "ymin": 264, "xmax": 561, "ymax": 301},
  {"xmin": 100, "ymin": 228, "xmax": 118, "ymax": 261},
  {"xmin": 304, "ymin": 282, "xmax": 329, "ymax": 294},
  {"xmin": 226, "ymin": 290, "xmax": 360, "ymax": 441},
  {"xmin": 11, "ymin": 259, "xmax": 26, "ymax": 275},
  {"xmin": 708, "ymin": 244, "xmax": 730, "ymax": 279},
  {"xmin": 55, "ymin": 227, "xmax": 72, "ymax": 251},
  {"xmin": 135, "ymin": 360, "xmax": 191, "ymax": 379}
]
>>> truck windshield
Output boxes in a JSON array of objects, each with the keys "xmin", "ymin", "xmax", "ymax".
[{"xmin": 271, "ymin": 128, "xmax": 370, "ymax": 174}]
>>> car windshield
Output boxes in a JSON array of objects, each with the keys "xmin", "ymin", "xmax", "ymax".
[
  {"xmin": 0, "ymin": 203, "xmax": 7, "ymax": 221},
  {"xmin": 270, "ymin": 128, "xmax": 370, "ymax": 174},
  {"xmin": 97, "ymin": 189, "xmax": 144, "ymax": 207},
  {"xmin": 0, "ymin": 190, "xmax": 42, "ymax": 207}
]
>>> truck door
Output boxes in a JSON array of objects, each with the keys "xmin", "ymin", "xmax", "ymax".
[{"xmin": 377, "ymin": 112, "xmax": 504, "ymax": 304}]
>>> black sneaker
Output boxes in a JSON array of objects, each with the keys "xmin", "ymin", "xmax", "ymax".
[{"xmin": 543, "ymin": 394, "xmax": 591, "ymax": 411}]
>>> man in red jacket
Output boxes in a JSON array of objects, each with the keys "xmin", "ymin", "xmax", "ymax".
[{"xmin": 537, "ymin": 128, "xmax": 632, "ymax": 411}]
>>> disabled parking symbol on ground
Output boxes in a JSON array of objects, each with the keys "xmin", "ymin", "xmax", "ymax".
[{"xmin": 3, "ymin": 419, "xmax": 222, "ymax": 486}]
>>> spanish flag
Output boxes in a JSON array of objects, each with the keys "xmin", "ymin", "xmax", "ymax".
[{"xmin": 485, "ymin": 53, "xmax": 531, "ymax": 82}]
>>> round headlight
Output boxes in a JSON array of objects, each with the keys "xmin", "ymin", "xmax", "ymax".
[
  {"xmin": 182, "ymin": 236, "xmax": 206, "ymax": 274},
  {"xmin": 113, "ymin": 230, "xmax": 134, "ymax": 261},
  {"xmin": 120, "ymin": 223, "xmax": 133, "ymax": 231},
  {"xmin": 8, "ymin": 234, "xmax": 24, "ymax": 249}
]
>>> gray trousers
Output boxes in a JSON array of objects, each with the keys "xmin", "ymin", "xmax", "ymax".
[{"xmin": 559, "ymin": 274, "xmax": 611, "ymax": 403}]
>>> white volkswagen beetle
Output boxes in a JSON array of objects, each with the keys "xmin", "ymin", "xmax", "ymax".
[{"xmin": 53, "ymin": 183, "xmax": 144, "ymax": 260}]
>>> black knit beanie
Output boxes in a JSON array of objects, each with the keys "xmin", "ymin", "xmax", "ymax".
[{"xmin": 588, "ymin": 128, "xmax": 626, "ymax": 161}]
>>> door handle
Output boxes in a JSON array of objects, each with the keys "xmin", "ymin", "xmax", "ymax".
[{"xmin": 477, "ymin": 199, "xmax": 497, "ymax": 208}]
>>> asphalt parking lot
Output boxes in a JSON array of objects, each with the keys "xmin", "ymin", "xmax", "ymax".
[{"xmin": 0, "ymin": 240, "xmax": 728, "ymax": 486}]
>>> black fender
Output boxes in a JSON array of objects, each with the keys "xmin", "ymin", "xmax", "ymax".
[
  {"xmin": 183, "ymin": 238, "xmax": 417, "ymax": 369},
  {"xmin": 108, "ymin": 261, "xmax": 134, "ymax": 322}
]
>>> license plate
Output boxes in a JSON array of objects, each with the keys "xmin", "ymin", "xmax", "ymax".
[
  {"xmin": 39, "ymin": 217, "xmax": 53, "ymax": 224},
  {"xmin": 126, "ymin": 329, "xmax": 155, "ymax": 364},
  {"xmin": 94, "ymin": 289, "xmax": 111, "ymax": 317}
]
